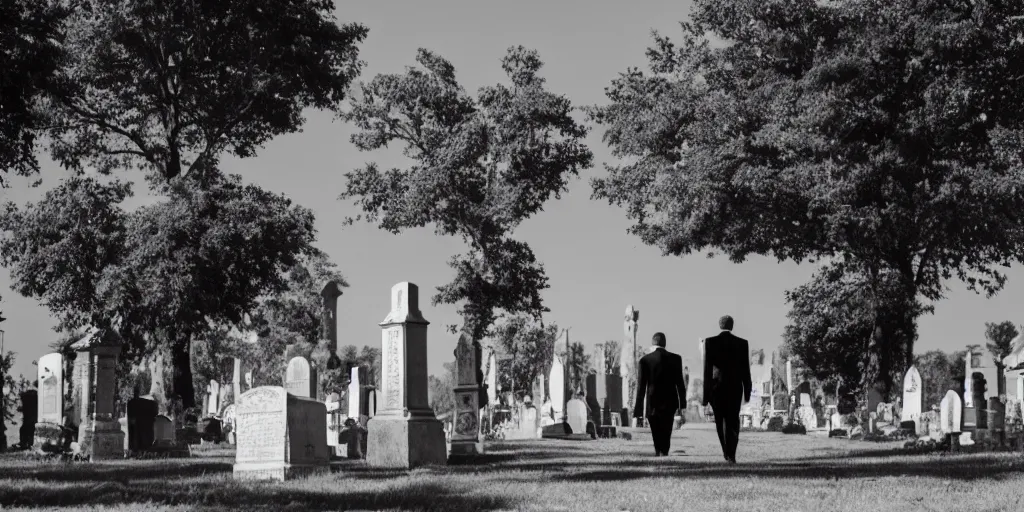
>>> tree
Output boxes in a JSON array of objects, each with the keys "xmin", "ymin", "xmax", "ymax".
[
  {"xmin": 340, "ymin": 47, "xmax": 593, "ymax": 344},
  {"xmin": 914, "ymin": 350, "xmax": 964, "ymax": 410},
  {"xmin": 783, "ymin": 264, "xmax": 927, "ymax": 398},
  {"xmin": 492, "ymin": 315, "xmax": 557, "ymax": 396},
  {"xmin": 0, "ymin": 0, "xmax": 65, "ymax": 182},
  {"xmin": 428, "ymin": 362, "xmax": 457, "ymax": 416},
  {"xmin": 984, "ymin": 321, "xmax": 1020, "ymax": 393},
  {"xmin": 603, "ymin": 340, "xmax": 622, "ymax": 375},
  {"xmin": 566, "ymin": 341, "xmax": 591, "ymax": 394},
  {"xmin": 0, "ymin": 175, "xmax": 322, "ymax": 410},
  {"xmin": 589, "ymin": 0, "xmax": 1024, "ymax": 399},
  {"xmin": 44, "ymin": 0, "xmax": 367, "ymax": 183}
]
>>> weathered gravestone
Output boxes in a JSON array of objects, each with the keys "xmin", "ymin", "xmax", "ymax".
[
  {"xmin": 621, "ymin": 305, "xmax": 639, "ymax": 421},
  {"xmin": 566, "ymin": 397, "xmax": 588, "ymax": 434},
  {"xmin": 901, "ymin": 366, "xmax": 922, "ymax": 429},
  {"xmin": 72, "ymin": 328, "xmax": 125, "ymax": 461},
  {"xmin": 207, "ymin": 380, "xmax": 221, "ymax": 417},
  {"xmin": 877, "ymin": 402, "xmax": 895, "ymax": 424},
  {"xmin": 326, "ymin": 392, "xmax": 343, "ymax": 455},
  {"xmin": 233, "ymin": 386, "xmax": 329, "ymax": 481},
  {"xmin": 549, "ymin": 353, "xmax": 566, "ymax": 422},
  {"xmin": 19, "ymin": 390, "xmax": 37, "ymax": 447},
  {"xmin": 285, "ymin": 357, "xmax": 317, "ymax": 399},
  {"xmin": 366, "ymin": 282, "xmax": 446, "ymax": 469},
  {"xmin": 606, "ymin": 375, "xmax": 623, "ymax": 426},
  {"xmin": 450, "ymin": 332, "xmax": 483, "ymax": 456},
  {"xmin": 153, "ymin": 415, "xmax": 174, "ymax": 447},
  {"xmin": 940, "ymin": 390, "xmax": 963, "ymax": 435},
  {"xmin": 126, "ymin": 393, "xmax": 158, "ymax": 451},
  {"xmin": 348, "ymin": 366, "xmax": 367, "ymax": 424},
  {"xmin": 37, "ymin": 353, "xmax": 63, "ymax": 425},
  {"xmin": 594, "ymin": 344, "xmax": 606, "ymax": 425},
  {"xmin": 585, "ymin": 373, "xmax": 603, "ymax": 427},
  {"xmin": 222, "ymin": 404, "xmax": 237, "ymax": 445}
]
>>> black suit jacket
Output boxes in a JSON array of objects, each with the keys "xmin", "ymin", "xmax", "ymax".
[
  {"xmin": 633, "ymin": 347, "xmax": 686, "ymax": 418},
  {"xmin": 702, "ymin": 331, "xmax": 753, "ymax": 406}
]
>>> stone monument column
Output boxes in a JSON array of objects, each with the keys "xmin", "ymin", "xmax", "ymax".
[
  {"xmin": 366, "ymin": 282, "xmax": 446, "ymax": 468},
  {"xmin": 621, "ymin": 305, "xmax": 639, "ymax": 425},
  {"xmin": 72, "ymin": 328, "xmax": 125, "ymax": 461},
  {"xmin": 451, "ymin": 332, "xmax": 483, "ymax": 456}
]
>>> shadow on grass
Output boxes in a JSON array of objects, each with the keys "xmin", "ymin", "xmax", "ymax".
[
  {"xmin": 0, "ymin": 474, "xmax": 512, "ymax": 511},
  {"xmin": 0, "ymin": 461, "xmax": 233, "ymax": 483}
]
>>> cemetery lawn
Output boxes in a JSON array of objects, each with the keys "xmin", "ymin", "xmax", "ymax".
[{"xmin": 2, "ymin": 423, "xmax": 1023, "ymax": 512}]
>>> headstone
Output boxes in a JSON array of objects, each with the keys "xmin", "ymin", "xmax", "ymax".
[
  {"xmin": 566, "ymin": 398, "xmax": 588, "ymax": 434},
  {"xmin": 71, "ymin": 328, "xmax": 125, "ymax": 461},
  {"xmin": 126, "ymin": 395, "xmax": 158, "ymax": 451},
  {"xmin": 594, "ymin": 344, "xmax": 607, "ymax": 415},
  {"xmin": 222, "ymin": 404, "xmax": 237, "ymax": 444},
  {"xmin": 232, "ymin": 358, "xmax": 242, "ymax": 407},
  {"xmin": 799, "ymin": 392, "xmax": 812, "ymax": 408},
  {"xmin": 830, "ymin": 411, "xmax": 842, "ymax": 431},
  {"xmin": 233, "ymin": 386, "xmax": 329, "ymax": 481},
  {"xmin": 37, "ymin": 353, "xmax": 64, "ymax": 425},
  {"xmin": 18, "ymin": 390, "xmax": 37, "ymax": 447},
  {"xmin": 285, "ymin": 357, "xmax": 316, "ymax": 399},
  {"xmin": 320, "ymin": 280, "xmax": 344, "ymax": 354},
  {"xmin": 451, "ymin": 332, "xmax": 484, "ymax": 456},
  {"xmin": 485, "ymin": 351, "xmax": 497, "ymax": 410},
  {"xmin": 988, "ymin": 397, "xmax": 1006, "ymax": 432},
  {"xmin": 901, "ymin": 366, "xmax": 922, "ymax": 427},
  {"xmin": 365, "ymin": 388, "xmax": 377, "ymax": 419},
  {"xmin": 877, "ymin": 402, "xmax": 895, "ymax": 424},
  {"xmin": 325, "ymin": 392, "xmax": 342, "ymax": 454},
  {"xmin": 207, "ymin": 380, "xmax": 221, "ymax": 416},
  {"xmin": 153, "ymin": 415, "xmax": 174, "ymax": 446},
  {"xmin": 621, "ymin": 305, "xmax": 639, "ymax": 419},
  {"xmin": 549, "ymin": 356, "xmax": 565, "ymax": 421},
  {"xmin": 866, "ymin": 387, "xmax": 883, "ymax": 414},
  {"xmin": 348, "ymin": 366, "xmax": 364, "ymax": 421},
  {"xmin": 972, "ymin": 374, "xmax": 988, "ymax": 429},
  {"xmin": 585, "ymin": 373, "xmax": 602, "ymax": 427},
  {"xmin": 366, "ymin": 282, "xmax": 446, "ymax": 469},
  {"xmin": 940, "ymin": 390, "xmax": 963, "ymax": 435}
]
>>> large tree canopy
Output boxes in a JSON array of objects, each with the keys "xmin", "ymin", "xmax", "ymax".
[
  {"xmin": 0, "ymin": 0, "xmax": 65, "ymax": 182},
  {"xmin": 0, "ymin": 0, "xmax": 367, "ymax": 409},
  {"xmin": 590, "ymin": 0, "xmax": 1024, "ymax": 397},
  {"xmin": 0, "ymin": 175, "xmax": 320, "ymax": 408},
  {"xmin": 46, "ymin": 0, "xmax": 368, "ymax": 182},
  {"xmin": 340, "ymin": 47, "xmax": 593, "ymax": 342}
]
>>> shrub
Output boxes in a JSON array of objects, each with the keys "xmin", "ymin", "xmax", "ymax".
[
  {"xmin": 766, "ymin": 416, "xmax": 785, "ymax": 432},
  {"xmin": 782, "ymin": 423, "xmax": 807, "ymax": 435}
]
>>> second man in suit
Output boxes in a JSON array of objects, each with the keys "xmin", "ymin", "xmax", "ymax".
[
  {"xmin": 633, "ymin": 332, "xmax": 687, "ymax": 456},
  {"xmin": 702, "ymin": 315, "xmax": 752, "ymax": 464}
]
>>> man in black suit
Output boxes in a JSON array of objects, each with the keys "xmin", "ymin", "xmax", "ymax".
[
  {"xmin": 702, "ymin": 315, "xmax": 752, "ymax": 464},
  {"xmin": 633, "ymin": 332, "xmax": 686, "ymax": 456}
]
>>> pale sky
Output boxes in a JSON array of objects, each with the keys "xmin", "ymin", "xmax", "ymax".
[{"xmin": 2, "ymin": 0, "xmax": 1022, "ymax": 383}]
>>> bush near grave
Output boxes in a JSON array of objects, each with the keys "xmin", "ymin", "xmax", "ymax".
[
  {"xmin": 766, "ymin": 416, "xmax": 785, "ymax": 432},
  {"xmin": 781, "ymin": 423, "xmax": 806, "ymax": 435}
]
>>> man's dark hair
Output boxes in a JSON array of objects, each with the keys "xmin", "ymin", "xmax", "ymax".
[
  {"xmin": 652, "ymin": 332, "xmax": 667, "ymax": 347},
  {"xmin": 719, "ymin": 315, "xmax": 734, "ymax": 331}
]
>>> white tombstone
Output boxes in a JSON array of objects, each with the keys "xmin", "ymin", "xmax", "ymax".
[
  {"xmin": 940, "ymin": 390, "xmax": 963, "ymax": 435},
  {"xmin": 485, "ymin": 351, "xmax": 497, "ymax": 408},
  {"xmin": 325, "ymin": 393, "xmax": 341, "ymax": 450},
  {"xmin": 450, "ymin": 332, "xmax": 484, "ymax": 455},
  {"xmin": 285, "ymin": 357, "xmax": 316, "ymax": 399},
  {"xmin": 233, "ymin": 386, "xmax": 329, "ymax": 481},
  {"xmin": 621, "ymin": 305, "xmax": 639, "ymax": 417},
  {"xmin": 830, "ymin": 411, "xmax": 843, "ymax": 431},
  {"xmin": 207, "ymin": 380, "xmax": 221, "ymax": 416},
  {"xmin": 348, "ymin": 367, "xmax": 362, "ymax": 421},
  {"xmin": 549, "ymin": 356, "xmax": 565, "ymax": 421},
  {"xmin": 366, "ymin": 282, "xmax": 446, "ymax": 468},
  {"xmin": 37, "ymin": 352, "xmax": 64, "ymax": 425},
  {"xmin": 901, "ymin": 366, "xmax": 922, "ymax": 425},
  {"xmin": 566, "ymin": 398, "xmax": 588, "ymax": 434},
  {"xmin": 221, "ymin": 404, "xmax": 237, "ymax": 444}
]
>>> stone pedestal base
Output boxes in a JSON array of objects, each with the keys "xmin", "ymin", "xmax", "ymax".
[
  {"xmin": 449, "ymin": 439, "xmax": 484, "ymax": 457},
  {"xmin": 80, "ymin": 419, "xmax": 125, "ymax": 461},
  {"xmin": 366, "ymin": 417, "xmax": 446, "ymax": 469},
  {"xmin": 233, "ymin": 461, "xmax": 328, "ymax": 482}
]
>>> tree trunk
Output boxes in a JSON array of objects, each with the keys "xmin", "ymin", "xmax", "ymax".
[
  {"xmin": 862, "ymin": 267, "xmax": 919, "ymax": 401},
  {"xmin": 171, "ymin": 331, "xmax": 196, "ymax": 410}
]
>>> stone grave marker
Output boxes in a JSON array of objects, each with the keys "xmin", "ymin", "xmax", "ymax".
[
  {"xmin": 549, "ymin": 355, "xmax": 565, "ymax": 421},
  {"xmin": 126, "ymin": 394, "xmax": 158, "ymax": 451},
  {"xmin": 285, "ymin": 357, "xmax": 316, "ymax": 399},
  {"xmin": 366, "ymin": 282, "xmax": 446, "ymax": 469},
  {"xmin": 37, "ymin": 353, "xmax": 63, "ymax": 426},
  {"xmin": 325, "ymin": 392, "xmax": 342, "ymax": 453},
  {"xmin": 606, "ymin": 375, "xmax": 623, "ymax": 426},
  {"xmin": 71, "ymin": 328, "xmax": 124, "ymax": 461},
  {"xmin": 450, "ymin": 332, "xmax": 484, "ymax": 455},
  {"xmin": 877, "ymin": 402, "xmax": 895, "ymax": 424},
  {"xmin": 566, "ymin": 397, "xmax": 588, "ymax": 434},
  {"xmin": 19, "ymin": 390, "xmax": 37, "ymax": 447},
  {"xmin": 940, "ymin": 390, "xmax": 963, "ymax": 435},
  {"xmin": 594, "ymin": 344, "xmax": 606, "ymax": 421},
  {"xmin": 207, "ymin": 380, "xmax": 221, "ymax": 416},
  {"xmin": 222, "ymin": 404, "xmax": 237, "ymax": 444},
  {"xmin": 233, "ymin": 386, "xmax": 329, "ymax": 481},
  {"xmin": 153, "ymin": 415, "xmax": 174, "ymax": 446},
  {"xmin": 621, "ymin": 305, "xmax": 639, "ymax": 420},
  {"xmin": 902, "ymin": 366, "xmax": 922, "ymax": 428},
  {"xmin": 348, "ymin": 366, "xmax": 366, "ymax": 423}
]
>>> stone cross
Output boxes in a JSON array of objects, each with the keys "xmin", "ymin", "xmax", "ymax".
[
  {"xmin": 367, "ymin": 282, "xmax": 446, "ymax": 468},
  {"xmin": 320, "ymin": 280, "xmax": 343, "ymax": 354}
]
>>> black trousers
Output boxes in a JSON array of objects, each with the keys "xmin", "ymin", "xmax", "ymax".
[
  {"xmin": 712, "ymin": 396, "xmax": 741, "ymax": 460},
  {"xmin": 647, "ymin": 414, "xmax": 675, "ymax": 455}
]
